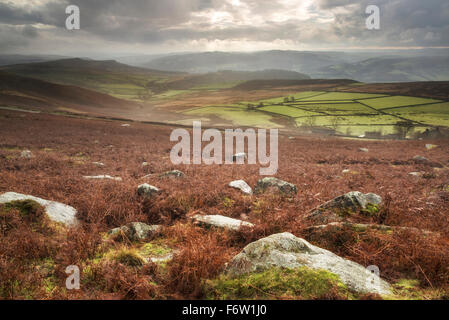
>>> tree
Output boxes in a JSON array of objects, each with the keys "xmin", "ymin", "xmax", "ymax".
[{"xmin": 394, "ymin": 121, "xmax": 414, "ymax": 139}]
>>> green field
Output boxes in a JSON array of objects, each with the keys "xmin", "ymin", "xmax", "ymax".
[{"xmin": 183, "ymin": 90, "xmax": 449, "ymax": 137}]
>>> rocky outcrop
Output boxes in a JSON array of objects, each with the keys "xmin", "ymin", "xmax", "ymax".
[
  {"xmin": 137, "ymin": 184, "xmax": 160, "ymax": 198},
  {"xmin": 192, "ymin": 214, "xmax": 254, "ymax": 231},
  {"xmin": 109, "ymin": 222, "xmax": 162, "ymax": 242},
  {"xmin": 307, "ymin": 191, "xmax": 383, "ymax": 224},
  {"xmin": 226, "ymin": 232, "xmax": 391, "ymax": 295},
  {"xmin": 229, "ymin": 180, "xmax": 253, "ymax": 195},
  {"xmin": 0, "ymin": 192, "xmax": 78, "ymax": 227},
  {"xmin": 254, "ymin": 177, "xmax": 297, "ymax": 196}
]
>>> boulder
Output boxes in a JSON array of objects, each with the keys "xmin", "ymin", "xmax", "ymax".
[
  {"xmin": 229, "ymin": 180, "xmax": 253, "ymax": 195},
  {"xmin": 159, "ymin": 170, "xmax": 185, "ymax": 179},
  {"xmin": 359, "ymin": 148, "xmax": 369, "ymax": 153},
  {"xmin": 20, "ymin": 150, "xmax": 32, "ymax": 159},
  {"xmin": 92, "ymin": 162, "xmax": 105, "ymax": 167},
  {"xmin": 307, "ymin": 191, "xmax": 383, "ymax": 224},
  {"xmin": 254, "ymin": 177, "xmax": 297, "ymax": 196},
  {"xmin": 141, "ymin": 162, "xmax": 149, "ymax": 167},
  {"xmin": 192, "ymin": 214, "xmax": 254, "ymax": 231},
  {"xmin": 425, "ymin": 144, "xmax": 438, "ymax": 150},
  {"xmin": 83, "ymin": 175, "xmax": 122, "ymax": 181},
  {"xmin": 137, "ymin": 183, "xmax": 160, "ymax": 198},
  {"xmin": 108, "ymin": 222, "xmax": 162, "ymax": 242},
  {"xmin": 409, "ymin": 172, "xmax": 423, "ymax": 177},
  {"xmin": 226, "ymin": 232, "xmax": 391, "ymax": 295},
  {"xmin": 0, "ymin": 192, "xmax": 78, "ymax": 227}
]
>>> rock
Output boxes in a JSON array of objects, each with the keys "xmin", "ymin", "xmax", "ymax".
[
  {"xmin": 413, "ymin": 155, "xmax": 428, "ymax": 163},
  {"xmin": 409, "ymin": 172, "xmax": 423, "ymax": 177},
  {"xmin": 108, "ymin": 222, "xmax": 162, "ymax": 242},
  {"xmin": 307, "ymin": 191, "xmax": 383, "ymax": 224},
  {"xmin": 342, "ymin": 169, "xmax": 350, "ymax": 174},
  {"xmin": 192, "ymin": 214, "xmax": 254, "ymax": 231},
  {"xmin": 425, "ymin": 144, "xmax": 438, "ymax": 150},
  {"xmin": 229, "ymin": 180, "xmax": 253, "ymax": 195},
  {"xmin": 141, "ymin": 162, "xmax": 149, "ymax": 167},
  {"xmin": 232, "ymin": 152, "xmax": 247, "ymax": 162},
  {"xmin": 137, "ymin": 183, "xmax": 160, "ymax": 198},
  {"xmin": 254, "ymin": 177, "xmax": 297, "ymax": 196},
  {"xmin": 83, "ymin": 175, "xmax": 122, "ymax": 181},
  {"xmin": 121, "ymin": 124, "xmax": 131, "ymax": 127},
  {"xmin": 92, "ymin": 162, "xmax": 105, "ymax": 167},
  {"xmin": 0, "ymin": 192, "xmax": 78, "ymax": 227},
  {"xmin": 159, "ymin": 170, "xmax": 185, "ymax": 179},
  {"xmin": 226, "ymin": 232, "xmax": 391, "ymax": 295},
  {"xmin": 20, "ymin": 150, "xmax": 32, "ymax": 159},
  {"xmin": 359, "ymin": 148, "xmax": 369, "ymax": 153}
]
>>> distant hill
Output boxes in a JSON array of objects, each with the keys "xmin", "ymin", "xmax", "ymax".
[
  {"xmin": 315, "ymin": 56, "xmax": 449, "ymax": 82},
  {"xmin": 141, "ymin": 51, "xmax": 449, "ymax": 82},
  {"xmin": 142, "ymin": 51, "xmax": 368, "ymax": 74},
  {"xmin": 0, "ymin": 54, "xmax": 69, "ymax": 66},
  {"xmin": 0, "ymin": 71, "xmax": 140, "ymax": 114},
  {"xmin": 1, "ymin": 58, "xmax": 182, "ymax": 101},
  {"xmin": 167, "ymin": 69, "xmax": 310, "ymax": 89}
]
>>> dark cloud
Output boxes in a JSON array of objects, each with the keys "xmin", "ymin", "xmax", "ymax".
[{"xmin": 0, "ymin": 0, "xmax": 448, "ymax": 54}]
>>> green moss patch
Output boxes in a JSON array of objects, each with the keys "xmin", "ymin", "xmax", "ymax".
[{"xmin": 205, "ymin": 267, "xmax": 352, "ymax": 300}]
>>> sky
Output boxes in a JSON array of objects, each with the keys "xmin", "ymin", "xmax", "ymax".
[{"xmin": 0, "ymin": 0, "xmax": 448, "ymax": 56}]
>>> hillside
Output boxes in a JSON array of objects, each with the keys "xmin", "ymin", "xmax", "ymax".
[
  {"xmin": 0, "ymin": 71, "xmax": 140, "ymax": 115},
  {"xmin": 1, "ymin": 58, "xmax": 182, "ymax": 101}
]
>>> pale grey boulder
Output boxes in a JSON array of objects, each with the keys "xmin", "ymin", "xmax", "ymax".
[
  {"xmin": 229, "ymin": 180, "xmax": 253, "ymax": 195},
  {"xmin": 20, "ymin": 150, "xmax": 32, "ymax": 159},
  {"xmin": 226, "ymin": 232, "xmax": 391, "ymax": 295},
  {"xmin": 359, "ymin": 148, "xmax": 369, "ymax": 153},
  {"xmin": 137, "ymin": 183, "xmax": 160, "ymax": 198},
  {"xmin": 192, "ymin": 215, "xmax": 254, "ymax": 231},
  {"xmin": 108, "ymin": 222, "xmax": 162, "ymax": 241},
  {"xmin": 0, "ymin": 192, "xmax": 78, "ymax": 227},
  {"xmin": 254, "ymin": 177, "xmax": 297, "ymax": 196},
  {"xmin": 307, "ymin": 191, "xmax": 383, "ymax": 224}
]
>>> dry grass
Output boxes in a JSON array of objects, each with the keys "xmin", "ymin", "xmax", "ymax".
[{"xmin": 1, "ymin": 109, "xmax": 449, "ymax": 299}]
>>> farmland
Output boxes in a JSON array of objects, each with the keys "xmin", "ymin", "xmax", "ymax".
[{"xmin": 184, "ymin": 89, "xmax": 449, "ymax": 137}]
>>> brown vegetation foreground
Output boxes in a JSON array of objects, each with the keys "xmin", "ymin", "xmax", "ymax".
[{"xmin": 0, "ymin": 109, "xmax": 449, "ymax": 300}]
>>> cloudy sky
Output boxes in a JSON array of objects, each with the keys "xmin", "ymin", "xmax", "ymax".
[{"xmin": 1, "ymin": 0, "xmax": 448, "ymax": 56}]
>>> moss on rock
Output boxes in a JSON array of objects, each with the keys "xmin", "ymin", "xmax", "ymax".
[{"xmin": 205, "ymin": 267, "xmax": 352, "ymax": 300}]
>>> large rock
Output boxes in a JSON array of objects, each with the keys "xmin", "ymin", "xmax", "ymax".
[
  {"xmin": 109, "ymin": 222, "xmax": 162, "ymax": 242},
  {"xmin": 226, "ymin": 232, "xmax": 391, "ymax": 295},
  {"xmin": 307, "ymin": 191, "xmax": 383, "ymax": 225},
  {"xmin": 254, "ymin": 177, "xmax": 297, "ymax": 196},
  {"xmin": 137, "ymin": 183, "xmax": 160, "ymax": 198},
  {"xmin": 229, "ymin": 180, "xmax": 253, "ymax": 195},
  {"xmin": 192, "ymin": 215, "xmax": 254, "ymax": 231},
  {"xmin": 0, "ymin": 192, "xmax": 78, "ymax": 227}
]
